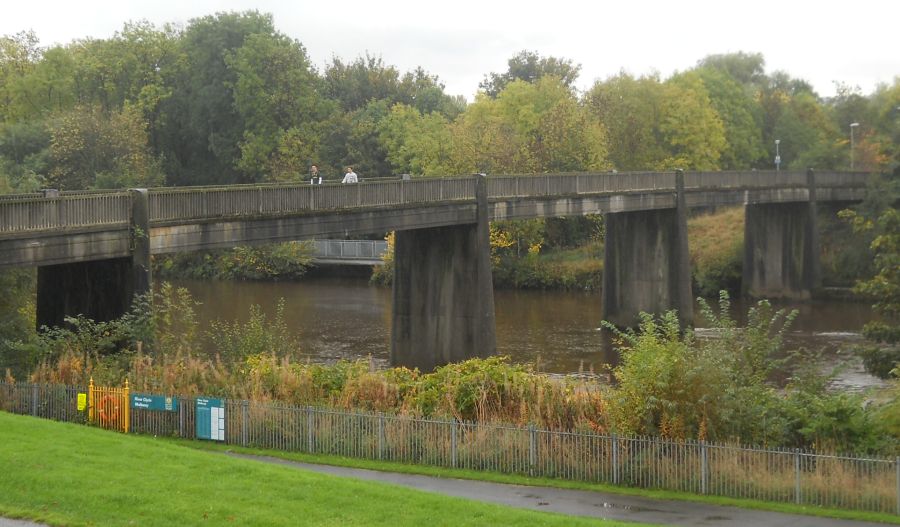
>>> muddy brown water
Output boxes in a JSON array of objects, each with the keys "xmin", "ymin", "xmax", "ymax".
[{"xmin": 164, "ymin": 277, "xmax": 886, "ymax": 390}]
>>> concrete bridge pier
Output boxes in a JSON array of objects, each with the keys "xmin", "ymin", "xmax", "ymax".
[
  {"xmin": 36, "ymin": 189, "xmax": 151, "ymax": 328},
  {"xmin": 742, "ymin": 170, "xmax": 820, "ymax": 299},
  {"xmin": 602, "ymin": 170, "xmax": 693, "ymax": 327},
  {"xmin": 391, "ymin": 175, "xmax": 496, "ymax": 371}
]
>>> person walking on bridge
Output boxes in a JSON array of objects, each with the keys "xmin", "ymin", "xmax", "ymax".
[
  {"xmin": 342, "ymin": 166, "xmax": 358, "ymax": 184},
  {"xmin": 310, "ymin": 164, "xmax": 322, "ymax": 185}
]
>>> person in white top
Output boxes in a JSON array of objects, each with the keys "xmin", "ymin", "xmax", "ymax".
[{"xmin": 341, "ymin": 166, "xmax": 358, "ymax": 184}]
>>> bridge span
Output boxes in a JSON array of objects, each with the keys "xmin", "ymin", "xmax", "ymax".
[{"xmin": 0, "ymin": 170, "xmax": 868, "ymax": 371}]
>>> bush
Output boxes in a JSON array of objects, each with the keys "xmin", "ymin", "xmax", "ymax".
[{"xmin": 155, "ymin": 241, "xmax": 314, "ymax": 281}]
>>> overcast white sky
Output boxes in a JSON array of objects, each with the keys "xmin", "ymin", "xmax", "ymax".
[{"xmin": 3, "ymin": 0, "xmax": 898, "ymax": 100}]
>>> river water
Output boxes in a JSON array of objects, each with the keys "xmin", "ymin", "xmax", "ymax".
[{"xmin": 166, "ymin": 277, "xmax": 886, "ymax": 389}]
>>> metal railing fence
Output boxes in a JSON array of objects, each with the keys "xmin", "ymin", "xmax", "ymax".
[
  {"xmin": 312, "ymin": 240, "xmax": 389, "ymax": 261},
  {"xmin": 0, "ymin": 171, "xmax": 870, "ymax": 234},
  {"xmin": 1, "ymin": 381, "xmax": 896, "ymax": 515},
  {"xmin": 0, "ymin": 383, "xmax": 900, "ymax": 514}
]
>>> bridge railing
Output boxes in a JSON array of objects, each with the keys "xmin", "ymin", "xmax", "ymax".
[
  {"xmin": 0, "ymin": 171, "xmax": 870, "ymax": 233},
  {"xmin": 685, "ymin": 170, "xmax": 808, "ymax": 189},
  {"xmin": 313, "ymin": 239, "xmax": 389, "ymax": 260},
  {"xmin": 486, "ymin": 172, "xmax": 675, "ymax": 198},
  {"xmin": 0, "ymin": 192, "xmax": 131, "ymax": 234},
  {"xmin": 149, "ymin": 178, "xmax": 479, "ymax": 223},
  {"xmin": 814, "ymin": 170, "xmax": 871, "ymax": 188}
]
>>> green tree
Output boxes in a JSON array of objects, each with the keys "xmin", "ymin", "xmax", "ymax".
[
  {"xmin": 452, "ymin": 77, "xmax": 608, "ymax": 174},
  {"xmin": 685, "ymin": 67, "xmax": 766, "ymax": 169},
  {"xmin": 48, "ymin": 103, "xmax": 162, "ymax": 189},
  {"xmin": 479, "ymin": 50, "xmax": 581, "ymax": 97},
  {"xmin": 324, "ymin": 54, "xmax": 459, "ymax": 118},
  {"xmin": 225, "ymin": 32, "xmax": 328, "ymax": 181},
  {"xmin": 0, "ymin": 119, "xmax": 50, "ymax": 191},
  {"xmin": 0, "ymin": 31, "xmax": 42, "ymax": 122},
  {"xmin": 696, "ymin": 51, "xmax": 767, "ymax": 87},
  {"xmin": 378, "ymin": 103, "xmax": 453, "ymax": 176},
  {"xmin": 586, "ymin": 72, "xmax": 726, "ymax": 170},
  {"xmin": 158, "ymin": 11, "xmax": 276, "ymax": 186}
]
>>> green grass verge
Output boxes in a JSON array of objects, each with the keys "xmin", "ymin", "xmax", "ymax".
[
  {"xmin": 0, "ymin": 412, "xmax": 645, "ymax": 527},
  {"xmin": 172, "ymin": 437, "xmax": 900, "ymax": 525}
]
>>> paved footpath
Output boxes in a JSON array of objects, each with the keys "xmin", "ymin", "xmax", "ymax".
[{"xmin": 227, "ymin": 452, "xmax": 893, "ymax": 527}]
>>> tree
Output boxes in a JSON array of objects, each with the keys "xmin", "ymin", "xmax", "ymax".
[
  {"xmin": 686, "ymin": 67, "xmax": 766, "ymax": 169},
  {"xmin": 225, "ymin": 32, "xmax": 328, "ymax": 181},
  {"xmin": 0, "ymin": 119, "xmax": 50, "ymax": 191},
  {"xmin": 48, "ymin": 103, "xmax": 162, "ymax": 189},
  {"xmin": 480, "ymin": 50, "xmax": 581, "ymax": 98},
  {"xmin": 696, "ymin": 51, "xmax": 766, "ymax": 87},
  {"xmin": 450, "ymin": 77, "xmax": 608, "ymax": 175},
  {"xmin": 378, "ymin": 103, "xmax": 453, "ymax": 176},
  {"xmin": 157, "ymin": 11, "xmax": 277, "ymax": 186},
  {"xmin": 586, "ymin": 72, "xmax": 726, "ymax": 171},
  {"xmin": 0, "ymin": 31, "xmax": 42, "ymax": 122}
]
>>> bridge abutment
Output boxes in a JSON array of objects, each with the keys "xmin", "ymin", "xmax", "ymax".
[
  {"xmin": 391, "ymin": 175, "xmax": 496, "ymax": 371},
  {"xmin": 602, "ymin": 170, "xmax": 693, "ymax": 327},
  {"xmin": 36, "ymin": 189, "xmax": 151, "ymax": 328}
]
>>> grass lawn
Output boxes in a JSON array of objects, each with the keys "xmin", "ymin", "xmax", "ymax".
[
  {"xmin": 0, "ymin": 412, "xmax": 646, "ymax": 527},
  {"xmin": 174, "ymin": 438, "xmax": 900, "ymax": 526}
]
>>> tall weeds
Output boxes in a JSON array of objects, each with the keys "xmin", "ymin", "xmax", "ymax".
[{"xmin": 14, "ymin": 284, "xmax": 899, "ymax": 453}]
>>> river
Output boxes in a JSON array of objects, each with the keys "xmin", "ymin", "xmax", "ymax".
[{"xmin": 165, "ymin": 276, "xmax": 886, "ymax": 390}]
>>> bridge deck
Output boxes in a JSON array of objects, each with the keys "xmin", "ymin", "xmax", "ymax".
[{"xmin": 0, "ymin": 170, "xmax": 869, "ymax": 269}]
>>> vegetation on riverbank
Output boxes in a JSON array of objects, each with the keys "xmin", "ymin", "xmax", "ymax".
[
  {"xmin": 10, "ymin": 283, "xmax": 898, "ymax": 455},
  {"xmin": 154, "ymin": 241, "xmax": 315, "ymax": 281},
  {"xmin": 0, "ymin": 412, "xmax": 622, "ymax": 527}
]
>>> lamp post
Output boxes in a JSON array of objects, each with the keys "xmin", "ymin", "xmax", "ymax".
[
  {"xmin": 774, "ymin": 139, "xmax": 781, "ymax": 172},
  {"xmin": 849, "ymin": 122, "xmax": 859, "ymax": 170}
]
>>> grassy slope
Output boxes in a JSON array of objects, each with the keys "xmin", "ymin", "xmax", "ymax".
[
  {"xmin": 687, "ymin": 207, "xmax": 745, "ymax": 295},
  {"xmin": 0, "ymin": 412, "xmax": 643, "ymax": 527}
]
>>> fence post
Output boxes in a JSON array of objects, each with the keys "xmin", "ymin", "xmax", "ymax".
[
  {"xmin": 122, "ymin": 379, "xmax": 129, "ymax": 434},
  {"xmin": 306, "ymin": 406, "xmax": 314, "ymax": 453},
  {"xmin": 31, "ymin": 383, "xmax": 38, "ymax": 417},
  {"xmin": 241, "ymin": 401, "xmax": 249, "ymax": 447},
  {"xmin": 700, "ymin": 441, "xmax": 708, "ymax": 494},
  {"xmin": 612, "ymin": 434, "xmax": 619, "ymax": 485},
  {"xmin": 794, "ymin": 449, "xmax": 802, "ymax": 505},
  {"xmin": 896, "ymin": 456, "xmax": 899, "ymax": 516},
  {"xmin": 88, "ymin": 377, "xmax": 94, "ymax": 423},
  {"xmin": 378, "ymin": 413, "xmax": 385, "ymax": 460},
  {"xmin": 451, "ymin": 419, "xmax": 458, "ymax": 468},
  {"xmin": 528, "ymin": 424, "xmax": 537, "ymax": 475},
  {"xmin": 178, "ymin": 399, "xmax": 184, "ymax": 437}
]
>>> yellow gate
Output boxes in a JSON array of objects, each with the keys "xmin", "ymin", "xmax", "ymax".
[{"xmin": 88, "ymin": 378, "xmax": 129, "ymax": 433}]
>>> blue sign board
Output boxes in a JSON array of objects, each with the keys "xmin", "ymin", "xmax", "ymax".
[
  {"xmin": 131, "ymin": 394, "xmax": 177, "ymax": 412},
  {"xmin": 196, "ymin": 397, "xmax": 225, "ymax": 441}
]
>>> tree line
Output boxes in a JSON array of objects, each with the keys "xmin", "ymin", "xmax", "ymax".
[{"xmin": 1, "ymin": 11, "xmax": 898, "ymax": 194}]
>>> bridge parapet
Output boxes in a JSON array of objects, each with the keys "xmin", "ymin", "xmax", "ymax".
[
  {"xmin": 148, "ymin": 178, "xmax": 477, "ymax": 224},
  {"xmin": 684, "ymin": 170, "xmax": 869, "ymax": 189},
  {"xmin": 486, "ymin": 171, "xmax": 674, "ymax": 198},
  {"xmin": 0, "ymin": 170, "xmax": 869, "ymax": 235},
  {"xmin": 0, "ymin": 192, "xmax": 130, "ymax": 234}
]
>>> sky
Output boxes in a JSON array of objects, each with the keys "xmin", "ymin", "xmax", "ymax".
[{"xmin": 3, "ymin": 0, "xmax": 898, "ymax": 101}]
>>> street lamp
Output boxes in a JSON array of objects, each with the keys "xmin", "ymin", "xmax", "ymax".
[
  {"xmin": 774, "ymin": 139, "xmax": 781, "ymax": 172},
  {"xmin": 849, "ymin": 122, "xmax": 859, "ymax": 170}
]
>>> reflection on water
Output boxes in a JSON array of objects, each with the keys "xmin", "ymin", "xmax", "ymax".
[{"xmin": 166, "ymin": 277, "xmax": 885, "ymax": 389}]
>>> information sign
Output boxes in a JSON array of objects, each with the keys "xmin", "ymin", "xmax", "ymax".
[
  {"xmin": 77, "ymin": 393, "xmax": 86, "ymax": 411},
  {"xmin": 196, "ymin": 397, "xmax": 225, "ymax": 441},
  {"xmin": 130, "ymin": 394, "xmax": 177, "ymax": 412}
]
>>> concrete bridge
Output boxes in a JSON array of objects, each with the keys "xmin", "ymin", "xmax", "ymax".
[{"xmin": 0, "ymin": 170, "xmax": 868, "ymax": 370}]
